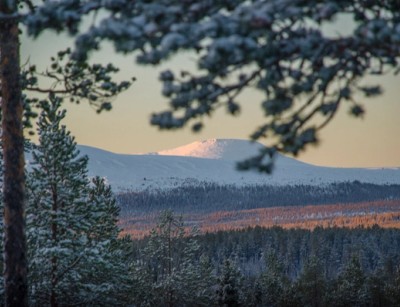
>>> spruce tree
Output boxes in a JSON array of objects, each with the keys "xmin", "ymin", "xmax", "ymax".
[
  {"xmin": 385, "ymin": 266, "xmax": 400, "ymax": 306},
  {"xmin": 132, "ymin": 210, "xmax": 214, "ymax": 306},
  {"xmin": 259, "ymin": 250, "xmax": 293, "ymax": 307},
  {"xmin": 216, "ymin": 258, "xmax": 244, "ymax": 307},
  {"xmin": 26, "ymin": 95, "xmax": 129, "ymax": 306},
  {"xmin": 331, "ymin": 256, "xmax": 370, "ymax": 307},
  {"xmin": 179, "ymin": 242, "xmax": 215, "ymax": 306},
  {"xmin": 87, "ymin": 176, "xmax": 121, "ymax": 240},
  {"xmin": 295, "ymin": 256, "xmax": 327, "ymax": 307}
]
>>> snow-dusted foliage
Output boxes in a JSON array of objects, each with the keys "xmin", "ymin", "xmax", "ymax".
[
  {"xmin": 25, "ymin": 96, "xmax": 130, "ymax": 306},
  {"xmin": 20, "ymin": 47, "xmax": 132, "ymax": 135},
  {"xmin": 131, "ymin": 210, "xmax": 215, "ymax": 306},
  {"xmin": 332, "ymin": 256, "xmax": 370, "ymax": 305},
  {"xmin": 216, "ymin": 258, "xmax": 244, "ymax": 306},
  {"xmin": 24, "ymin": 0, "xmax": 400, "ymax": 172}
]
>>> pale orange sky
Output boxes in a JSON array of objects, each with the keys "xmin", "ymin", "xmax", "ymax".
[{"xmin": 22, "ymin": 27, "xmax": 400, "ymax": 168}]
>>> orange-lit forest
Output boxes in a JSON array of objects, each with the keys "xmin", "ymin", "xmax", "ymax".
[
  {"xmin": 120, "ymin": 199, "xmax": 400, "ymax": 239},
  {"xmin": 117, "ymin": 182, "xmax": 400, "ymax": 306}
]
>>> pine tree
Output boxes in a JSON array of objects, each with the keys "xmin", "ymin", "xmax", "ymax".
[
  {"xmin": 216, "ymin": 258, "xmax": 244, "ymax": 307},
  {"xmin": 385, "ymin": 266, "xmax": 400, "ymax": 307},
  {"xmin": 87, "ymin": 176, "xmax": 121, "ymax": 240},
  {"xmin": 0, "ymin": 1, "xmax": 26, "ymax": 303},
  {"xmin": 78, "ymin": 176, "xmax": 133, "ymax": 306},
  {"xmin": 196, "ymin": 254, "xmax": 217, "ymax": 306},
  {"xmin": 331, "ymin": 256, "xmax": 370, "ymax": 307},
  {"xmin": 259, "ymin": 250, "xmax": 293, "ymax": 307},
  {"xmin": 26, "ymin": 95, "xmax": 129, "ymax": 306},
  {"xmin": 2, "ymin": 3, "xmax": 400, "ymax": 303},
  {"xmin": 295, "ymin": 256, "xmax": 327, "ymax": 307},
  {"xmin": 131, "ymin": 210, "xmax": 214, "ymax": 306},
  {"xmin": 179, "ymin": 247, "xmax": 216, "ymax": 306}
]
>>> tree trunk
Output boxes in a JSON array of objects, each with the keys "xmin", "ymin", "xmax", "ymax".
[{"xmin": 0, "ymin": 1, "xmax": 28, "ymax": 306}]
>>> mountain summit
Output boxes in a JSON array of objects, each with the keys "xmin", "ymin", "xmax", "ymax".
[
  {"xmin": 157, "ymin": 138, "xmax": 309, "ymax": 169},
  {"xmin": 157, "ymin": 138, "xmax": 264, "ymax": 160}
]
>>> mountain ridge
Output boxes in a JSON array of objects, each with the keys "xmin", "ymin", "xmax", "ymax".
[{"xmin": 74, "ymin": 139, "xmax": 400, "ymax": 192}]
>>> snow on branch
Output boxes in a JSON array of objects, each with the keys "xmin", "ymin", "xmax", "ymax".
[{"xmin": 25, "ymin": 0, "xmax": 400, "ymax": 172}]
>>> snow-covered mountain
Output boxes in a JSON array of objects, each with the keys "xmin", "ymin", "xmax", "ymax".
[
  {"xmin": 76, "ymin": 139, "xmax": 400, "ymax": 192},
  {"xmin": 158, "ymin": 138, "xmax": 265, "ymax": 160}
]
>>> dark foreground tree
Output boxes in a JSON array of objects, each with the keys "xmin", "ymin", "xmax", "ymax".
[
  {"xmin": 0, "ymin": 2, "xmax": 132, "ymax": 304},
  {"xmin": 0, "ymin": 1, "xmax": 27, "ymax": 305}
]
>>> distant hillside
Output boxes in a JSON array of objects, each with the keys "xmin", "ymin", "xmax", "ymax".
[
  {"xmin": 117, "ymin": 181, "xmax": 400, "ymax": 216},
  {"xmin": 68, "ymin": 138, "xmax": 400, "ymax": 236},
  {"xmin": 116, "ymin": 179, "xmax": 400, "ymax": 238},
  {"xmin": 76, "ymin": 139, "xmax": 400, "ymax": 192}
]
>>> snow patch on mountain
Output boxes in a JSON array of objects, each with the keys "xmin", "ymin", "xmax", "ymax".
[{"xmin": 157, "ymin": 138, "xmax": 262, "ymax": 160}]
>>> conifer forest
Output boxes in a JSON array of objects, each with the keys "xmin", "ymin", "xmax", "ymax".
[
  {"xmin": 0, "ymin": 99, "xmax": 398, "ymax": 306},
  {"xmin": 1, "ymin": 1, "xmax": 400, "ymax": 306}
]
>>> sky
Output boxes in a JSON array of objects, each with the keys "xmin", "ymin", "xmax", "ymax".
[{"xmin": 21, "ymin": 22, "xmax": 400, "ymax": 169}]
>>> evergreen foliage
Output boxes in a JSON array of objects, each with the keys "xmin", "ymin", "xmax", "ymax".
[
  {"xmin": 385, "ymin": 266, "xmax": 400, "ymax": 306},
  {"xmin": 25, "ymin": 0, "xmax": 400, "ymax": 171},
  {"xmin": 216, "ymin": 259, "xmax": 244, "ymax": 307},
  {"xmin": 2, "ymin": 2, "xmax": 400, "ymax": 302},
  {"xmin": 118, "ymin": 182, "xmax": 400, "ymax": 215},
  {"xmin": 129, "ymin": 219, "xmax": 400, "ymax": 307},
  {"xmin": 331, "ymin": 256, "xmax": 370, "ymax": 307},
  {"xmin": 131, "ymin": 210, "xmax": 214, "ymax": 306},
  {"xmin": 259, "ymin": 250, "xmax": 292, "ymax": 306},
  {"xmin": 25, "ymin": 96, "xmax": 130, "ymax": 306},
  {"xmin": 295, "ymin": 257, "xmax": 327, "ymax": 307}
]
